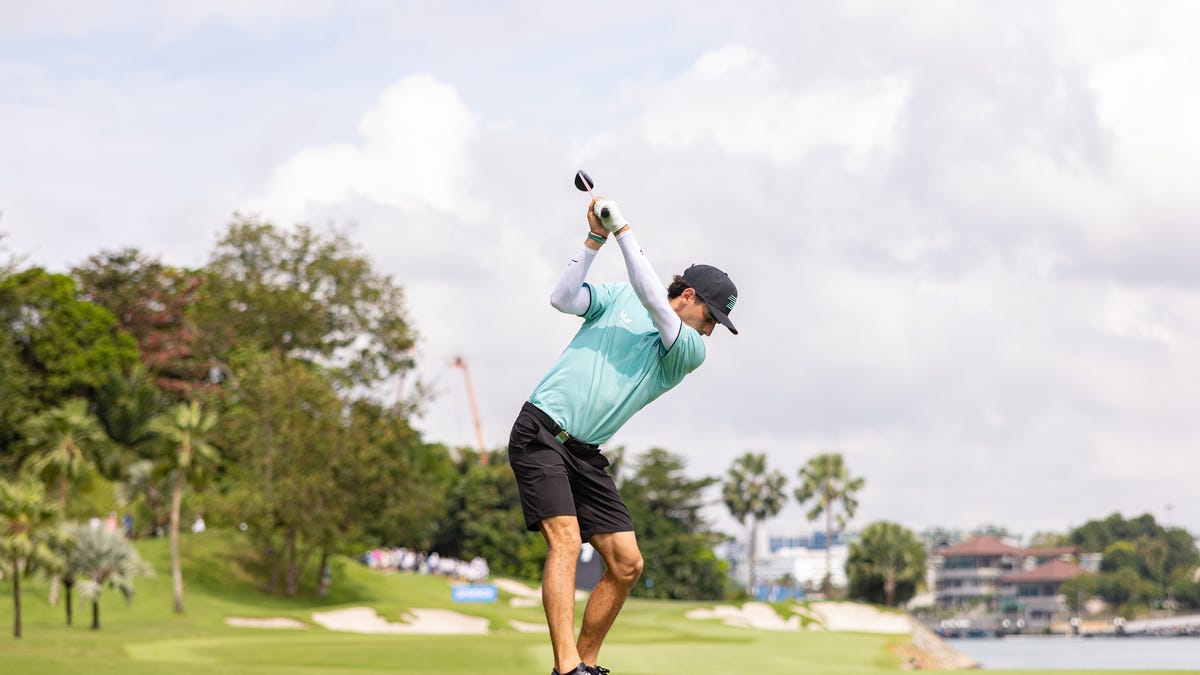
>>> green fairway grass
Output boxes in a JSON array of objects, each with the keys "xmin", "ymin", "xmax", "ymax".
[{"xmin": 0, "ymin": 529, "xmax": 1191, "ymax": 674}]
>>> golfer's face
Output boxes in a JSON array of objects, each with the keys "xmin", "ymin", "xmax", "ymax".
[{"xmin": 680, "ymin": 295, "xmax": 717, "ymax": 336}]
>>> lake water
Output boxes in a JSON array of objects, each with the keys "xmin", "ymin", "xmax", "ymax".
[{"xmin": 949, "ymin": 636, "xmax": 1200, "ymax": 671}]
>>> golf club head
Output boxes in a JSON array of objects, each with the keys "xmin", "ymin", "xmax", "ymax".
[{"xmin": 574, "ymin": 170, "xmax": 594, "ymax": 192}]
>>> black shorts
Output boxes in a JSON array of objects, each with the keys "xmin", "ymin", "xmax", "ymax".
[{"xmin": 508, "ymin": 402, "xmax": 634, "ymax": 542}]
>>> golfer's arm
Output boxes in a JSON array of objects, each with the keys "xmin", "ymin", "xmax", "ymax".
[
  {"xmin": 614, "ymin": 229, "xmax": 683, "ymax": 349},
  {"xmin": 549, "ymin": 246, "xmax": 596, "ymax": 315}
]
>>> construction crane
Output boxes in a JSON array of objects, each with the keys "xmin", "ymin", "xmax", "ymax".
[{"xmin": 449, "ymin": 356, "xmax": 488, "ymax": 465}]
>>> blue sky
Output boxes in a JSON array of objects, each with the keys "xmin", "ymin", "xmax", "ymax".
[{"xmin": 3, "ymin": 0, "xmax": 1199, "ymax": 541}]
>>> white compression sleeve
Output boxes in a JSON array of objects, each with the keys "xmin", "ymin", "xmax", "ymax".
[
  {"xmin": 549, "ymin": 246, "xmax": 596, "ymax": 315},
  {"xmin": 614, "ymin": 230, "xmax": 683, "ymax": 350}
]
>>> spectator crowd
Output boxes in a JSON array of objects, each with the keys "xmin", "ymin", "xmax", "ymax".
[{"xmin": 361, "ymin": 547, "xmax": 490, "ymax": 583}]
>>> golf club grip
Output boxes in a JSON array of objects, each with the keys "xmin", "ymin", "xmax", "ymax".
[{"xmin": 600, "ymin": 207, "xmax": 610, "ymax": 218}]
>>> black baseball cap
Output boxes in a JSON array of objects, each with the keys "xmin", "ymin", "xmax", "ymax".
[{"xmin": 682, "ymin": 264, "xmax": 738, "ymax": 335}]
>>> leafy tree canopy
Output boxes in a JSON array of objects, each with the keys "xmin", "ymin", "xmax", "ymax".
[{"xmin": 0, "ymin": 268, "xmax": 139, "ymax": 403}]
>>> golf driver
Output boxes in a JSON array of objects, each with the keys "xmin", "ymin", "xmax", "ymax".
[{"xmin": 574, "ymin": 170, "xmax": 609, "ymax": 219}]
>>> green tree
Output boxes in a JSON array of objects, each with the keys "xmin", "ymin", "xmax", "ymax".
[
  {"xmin": 1100, "ymin": 567, "xmax": 1156, "ymax": 609},
  {"xmin": 794, "ymin": 452, "xmax": 864, "ymax": 594},
  {"xmin": 61, "ymin": 521, "xmax": 153, "ymax": 630},
  {"xmin": 1102, "ymin": 541, "xmax": 1141, "ymax": 573},
  {"xmin": 0, "ymin": 478, "xmax": 63, "ymax": 638},
  {"xmin": 1167, "ymin": 567, "xmax": 1200, "ymax": 610},
  {"xmin": 355, "ymin": 415, "xmax": 456, "ymax": 551},
  {"xmin": 0, "ymin": 339, "xmax": 36, "ymax": 472},
  {"xmin": 1059, "ymin": 573, "xmax": 1101, "ymax": 612},
  {"xmin": 1070, "ymin": 512, "xmax": 1200, "ymax": 608},
  {"xmin": 846, "ymin": 521, "xmax": 925, "ymax": 606},
  {"xmin": 722, "ymin": 452, "xmax": 787, "ymax": 592},
  {"xmin": 216, "ymin": 350, "xmax": 355, "ymax": 595},
  {"xmin": 0, "ymin": 268, "xmax": 139, "ymax": 404},
  {"xmin": 115, "ymin": 459, "xmax": 169, "ymax": 538},
  {"xmin": 19, "ymin": 399, "xmax": 110, "ymax": 515},
  {"xmin": 432, "ymin": 449, "xmax": 544, "ymax": 579},
  {"xmin": 196, "ymin": 217, "xmax": 417, "ymax": 389},
  {"xmin": 1136, "ymin": 535, "xmax": 1169, "ymax": 595},
  {"xmin": 149, "ymin": 401, "xmax": 220, "ymax": 613},
  {"xmin": 93, "ymin": 365, "xmax": 167, "ymax": 463},
  {"xmin": 191, "ymin": 219, "xmax": 423, "ymax": 594},
  {"xmin": 623, "ymin": 448, "xmax": 725, "ymax": 600},
  {"xmin": 16, "ymin": 398, "xmax": 108, "ymax": 608}
]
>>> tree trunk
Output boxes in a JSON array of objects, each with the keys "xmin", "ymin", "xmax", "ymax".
[
  {"xmin": 261, "ymin": 411, "xmax": 275, "ymax": 507},
  {"xmin": 884, "ymin": 573, "xmax": 896, "ymax": 607},
  {"xmin": 747, "ymin": 518, "xmax": 758, "ymax": 594},
  {"xmin": 283, "ymin": 527, "xmax": 302, "ymax": 597},
  {"xmin": 91, "ymin": 598, "xmax": 100, "ymax": 630},
  {"xmin": 49, "ymin": 480, "xmax": 69, "ymax": 607},
  {"xmin": 316, "ymin": 550, "xmax": 331, "ymax": 590},
  {"xmin": 287, "ymin": 543, "xmax": 313, "ymax": 597},
  {"xmin": 824, "ymin": 507, "xmax": 834, "ymax": 596},
  {"xmin": 64, "ymin": 579, "xmax": 74, "ymax": 626},
  {"xmin": 263, "ymin": 537, "xmax": 282, "ymax": 594},
  {"xmin": 12, "ymin": 563, "xmax": 21, "ymax": 638},
  {"xmin": 170, "ymin": 470, "xmax": 186, "ymax": 614}
]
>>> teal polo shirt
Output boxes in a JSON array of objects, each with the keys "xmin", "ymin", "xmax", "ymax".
[{"xmin": 529, "ymin": 281, "xmax": 706, "ymax": 445}]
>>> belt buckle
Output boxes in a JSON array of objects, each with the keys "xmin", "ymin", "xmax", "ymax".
[{"xmin": 555, "ymin": 430, "xmax": 570, "ymax": 443}]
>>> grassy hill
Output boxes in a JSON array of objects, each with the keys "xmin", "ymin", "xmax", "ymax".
[{"xmin": 0, "ymin": 529, "xmax": 1174, "ymax": 674}]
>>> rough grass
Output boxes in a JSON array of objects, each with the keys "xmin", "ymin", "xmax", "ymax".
[{"xmin": 0, "ymin": 529, "xmax": 1189, "ymax": 674}]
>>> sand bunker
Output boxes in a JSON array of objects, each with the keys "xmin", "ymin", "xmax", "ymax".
[
  {"xmin": 310, "ymin": 607, "xmax": 489, "ymax": 634},
  {"xmin": 794, "ymin": 601, "xmax": 913, "ymax": 634},
  {"xmin": 509, "ymin": 619, "xmax": 549, "ymax": 633},
  {"xmin": 493, "ymin": 578, "xmax": 588, "ymax": 607},
  {"xmin": 685, "ymin": 602, "xmax": 802, "ymax": 631},
  {"xmin": 224, "ymin": 616, "xmax": 307, "ymax": 629},
  {"xmin": 686, "ymin": 601, "xmax": 913, "ymax": 634}
]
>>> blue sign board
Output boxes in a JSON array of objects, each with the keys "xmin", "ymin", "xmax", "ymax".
[
  {"xmin": 452, "ymin": 584, "xmax": 498, "ymax": 603},
  {"xmin": 754, "ymin": 585, "xmax": 803, "ymax": 602}
]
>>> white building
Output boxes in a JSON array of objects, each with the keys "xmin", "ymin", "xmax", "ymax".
[{"xmin": 721, "ymin": 529, "xmax": 854, "ymax": 591}]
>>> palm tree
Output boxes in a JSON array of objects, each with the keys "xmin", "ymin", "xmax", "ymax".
[
  {"xmin": 115, "ymin": 459, "xmax": 169, "ymax": 538},
  {"xmin": 94, "ymin": 365, "xmax": 164, "ymax": 469},
  {"xmin": 794, "ymin": 452, "xmax": 864, "ymax": 595},
  {"xmin": 149, "ymin": 401, "xmax": 220, "ymax": 614},
  {"xmin": 0, "ymin": 478, "xmax": 64, "ymax": 638},
  {"xmin": 846, "ymin": 521, "xmax": 926, "ymax": 607},
  {"xmin": 63, "ymin": 522, "xmax": 153, "ymax": 629},
  {"xmin": 19, "ymin": 398, "xmax": 108, "ymax": 606},
  {"xmin": 722, "ymin": 452, "xmax": 787, "ymax": 593},
  {"xmin": 20, "ymin": 398, "xmax": 109, "ymax": 514}
]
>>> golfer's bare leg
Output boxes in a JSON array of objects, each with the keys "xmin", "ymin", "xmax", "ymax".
[
  {"xmin": 577, "ymin": 531, "xmax": 644, "ymax": 666},
  {"xmin": 540, "ymin": 516, "xmax": 584, "ymax": 673}
]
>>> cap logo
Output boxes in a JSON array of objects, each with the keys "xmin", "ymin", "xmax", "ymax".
[{"xmin": 726, "ymin": 295, "xmax": 736, "ymax": 311}]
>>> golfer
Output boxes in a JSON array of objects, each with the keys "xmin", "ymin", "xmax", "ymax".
[{"xmin": 508, "ymin": 196, "xmax": 738, "ymax": 675}]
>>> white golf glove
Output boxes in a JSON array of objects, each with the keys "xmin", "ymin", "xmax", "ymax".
[{"xmin": 594, "ymin": 199, "xmax": 628, "ymax": 233}]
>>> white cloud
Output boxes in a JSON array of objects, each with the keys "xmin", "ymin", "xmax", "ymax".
[
  {"xmin": 247, "ymin": 74, "xmax": 482, "ymax": 225},
  {"xmin": 635, "ymin": 44, "xmax": 909, "ymax": 169}
]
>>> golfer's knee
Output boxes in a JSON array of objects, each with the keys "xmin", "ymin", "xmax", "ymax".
[{"xmin": 611, "ymin": 552, "xmax": 643, "ymax": 586}]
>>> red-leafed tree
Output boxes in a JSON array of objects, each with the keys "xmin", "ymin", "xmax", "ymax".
[{"xmin": 72, "ymin": 249, "xmax": 211, "ymax": 400}]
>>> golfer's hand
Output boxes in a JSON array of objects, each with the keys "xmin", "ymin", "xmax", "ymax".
[
  {"xmin": 594, "ymin": 199, "xmax": 629, "ymax": 234},
  {"xmin": 587, "ymin": 197, "xmax": 609, "ymax": 237}
]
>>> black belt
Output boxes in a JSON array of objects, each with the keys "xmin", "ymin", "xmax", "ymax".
[{"xmin": 522, "ymin": 402, "xmax": 600, "ymax": 454}]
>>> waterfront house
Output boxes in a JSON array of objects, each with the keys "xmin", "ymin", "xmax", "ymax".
[
  {"xmin": 997, "ymin": 558, "xmax": 1093, "ymax": 631},
  {"xmin": 930, "ymin": 535, "xmax": 1092, "ymax": 632}
]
